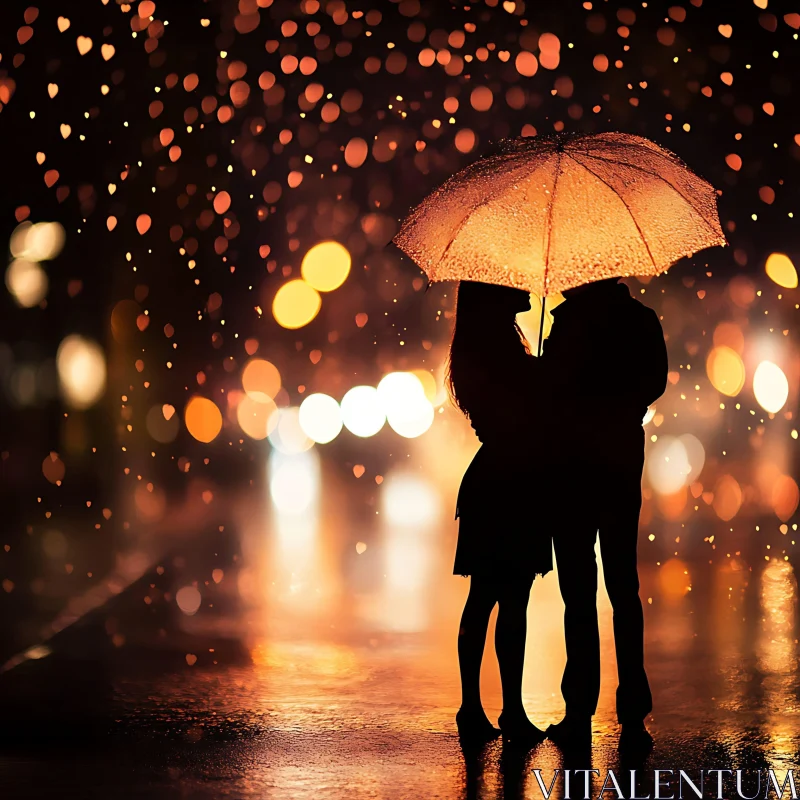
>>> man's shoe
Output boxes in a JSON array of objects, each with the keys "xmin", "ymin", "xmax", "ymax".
[
  {"xmin": 546, "ymin": 716, "xmax": 592, "ymax": 748},
  {"xmin": 619, "ymin": 722, "xmax": 653, "ymax": 757}
]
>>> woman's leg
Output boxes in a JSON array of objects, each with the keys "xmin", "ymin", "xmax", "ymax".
[
  {"xmin": 495, "ymin": 577, "xmax": 534, "ymax": 719},
  {"xmin": 458, "ymin": 575, "xmax": 497, "ymax": 713}
]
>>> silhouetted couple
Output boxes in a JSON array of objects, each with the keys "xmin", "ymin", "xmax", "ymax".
[{"xmin": 448, "ymin": 278, "xmax": 668, "ymax": 754}]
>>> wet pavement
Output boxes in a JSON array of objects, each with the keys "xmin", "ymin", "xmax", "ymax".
[
  {"xmin": 1, "ymin": 528, "xmax": 799, "ymax": 799},
  {"xmin": 1, "ymin": 446, "xmax": 799, "ymax": 800}
]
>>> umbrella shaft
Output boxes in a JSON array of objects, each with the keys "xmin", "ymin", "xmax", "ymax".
[{"xmin": 537, "ymin": 296, "xmax": 546, "ymax": 357}]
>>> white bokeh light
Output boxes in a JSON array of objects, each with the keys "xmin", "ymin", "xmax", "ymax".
[
  {"xmin": 678, "ymin": 433, "xmax": 705, "ymax": 483},
  {"xmin": 389, "ymin": 400, "xmax": 434, "ymax": 438},
  {"xmin": 56, "ymin": 335, "xmax": 106, "ymax": 410},
  {"xmin": 5, "ymin": 259, "xmax": 48, "ymax": 308},
  {"xmin": 646, "ymin": 436, "xmax": 691, "ymax": 495},
  {"xmin": 377, "ymin": 371, "xmax": 435, "ymax": 439},
  {"xmin": 269, "ymin": 448, "xmax": 320, "ymax": 516},
  {"xmin": 753, "ymin": 361, "xmax": 789, "ymax": 414},
  {"xmin": 10, "ymin": 221, "xmax": 66, "ymax": 261},
  {"xmin": 26, "ymin": 222, "xmax": 66, "ymax": 261},
  {"xmin": 377, "ymin": 372, "xmax": 421, "ymax": 406},
  {"xmin": 298, "ymin": 393, "xmax": 343, "ymax": 444},
  {"xmin": 341, "ymin": 385, "xmax": 386, "ymax": 437}
]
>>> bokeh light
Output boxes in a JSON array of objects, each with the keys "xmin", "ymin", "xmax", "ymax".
[
  {"xmin": 341, "ymin": 386, "xmax": 386, "ymax": 438},
  {"xmin": 5, "ymin": 259, "xmax": 48, "ymax": 307},
  {"xmin": 753, "ymin": 361, "xmax": 789, "ymax": 414},
  {"xmin": 765, "ymin": 253, "xmax": 798, "ymax": 289},
  {"xmin": 713, "ymin": 321, "xmax": 745, "ymax": 354},
  {"xmin": 713, "ymin": 475, "xmax": 743, "ymax": 521},
  {"xmin": 298, "ymin": 393, "xmax": 343, "ymax": 444},
  {"xmin": 646, "ymin": 433, "xmax": 705, "ymax": 496},
  {"xmin": 237, "ymin": 394, "xmax": 278, "ymax": 440},
  {"xmin": 56, "ymin": 335, "xmax": 106, "ymax": 410},
  {"xmin": 42, "ymin": 453, "xmax": 65, "ymax": 485},
  {"xmin": 301, "ymin": 241, "xmax": 351, "ymax": 292},
  {"xmin": 241, "ymin": 358, "xmax": 281, "ymax": 403},
  {"xmin": 8, "ymin": 223, "xmax": 32, "ymax": 258},
  {"xmin": 272, "ymin": 279, "xmax": 322, "ymax": 329},
  {"xmin": 268, "ymin": 406, "xmax": 314, "ymax": 454},
  {"xmin": 377, "ymin": 372, "xmax": 435, "ymax": 439},
  {"xmin": 9, "ymin": 221, "xmax": 66, "ymax": 261},
  {"xmin": 773, "ymin": 475, "xmax": 800, "ymax": 522},
  {"xmin": 27, "ymin": 222, "xmax": 66, "ymax": 261},
  {"xmin": 707, "ymin": 346, "xmax": 746, "ymax": 397},
  {"xmin": 647, "ymin": 436, "xmax": 691, "ymax": 495},
  {"xmin": 176, "ymin": 586, "xmax": 202, "ymax": 616},
  {"xmin": 679, "ymin": 434, "xmax": 705, "ymax": 483},
  {"xmin": 146, "ymin": 403, "xmax": 179, "ymax": 443},
  {"xmin": 728, "ymin": 276, "xmax": 756, "ymax": 309},
  {"xmin": 184, "ymin": 396, "xmax": 223, "ymax": 443},
  {"xmin": 411, "ymin": 369, "xmax": 438, "ymax": 403},
  {"xmin": 270, "ymin": 448, "xmax": 320, "ymax": 515}
]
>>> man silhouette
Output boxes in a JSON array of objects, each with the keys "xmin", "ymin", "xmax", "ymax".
[{"xmin": 542, "ymin": 277, "xmax": 668, "ymax": 752}]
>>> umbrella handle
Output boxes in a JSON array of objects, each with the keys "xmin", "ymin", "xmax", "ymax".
[{"xmin": 537, "ymin": 295, "xmax": 546, "ymax": 357}]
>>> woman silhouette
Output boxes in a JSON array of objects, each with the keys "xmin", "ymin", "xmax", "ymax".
[{"xmin": 447, "ymin": 280, "xmax": 552, "ymax": 743}]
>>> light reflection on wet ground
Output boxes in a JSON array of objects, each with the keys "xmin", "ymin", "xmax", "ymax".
[{"xmin": 1, "ymin": 477, "xmax": 799, "ymax": 798}]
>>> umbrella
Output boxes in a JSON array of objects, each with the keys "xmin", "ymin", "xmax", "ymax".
[{"xmin": 393, "ymin": 131, "xmax": 726, "ymax": 353}]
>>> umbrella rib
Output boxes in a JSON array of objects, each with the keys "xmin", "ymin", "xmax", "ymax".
[
  {"xmin": 436, "ymin": 153, "xmax": 551, "ymax": 271},
  {"xmin": 577, "ymin": 151, "xmax": 721, "ymax": 240},
  {"xmin": 567, "ymin": 155, "xmax": 659, "ymax": 271},
  {"xmin": 542, "ymin": 151, "xmax": 563, "ymax": 294},
  {"xmin": 585, "ymin": 138, "xmax": 698, "ymax": 175}
]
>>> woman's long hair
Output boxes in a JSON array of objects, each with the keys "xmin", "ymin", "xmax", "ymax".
[{"xmin": 446, "ymin": 281, "xmax": 531, "ymax": 418}]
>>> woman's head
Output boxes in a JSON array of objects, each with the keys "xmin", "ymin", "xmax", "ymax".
[
  {"xmin": 446, "ymin": 281, "xmax": 532, "ymax": 415},
  {"xmin": 455, "ymin": 280, "xmax": 532, "ymax": 318}
]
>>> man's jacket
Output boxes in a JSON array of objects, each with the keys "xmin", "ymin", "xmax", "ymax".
[{"xmin": 541, "ymin": 281, "xmax": 668, "ymax": 469}]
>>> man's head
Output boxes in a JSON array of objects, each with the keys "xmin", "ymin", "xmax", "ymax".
[{"xmin": 562, "ymin": 277, "xmax": 621, "ymax": 299}]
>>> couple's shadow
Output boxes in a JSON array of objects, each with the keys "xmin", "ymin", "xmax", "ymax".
[
  {"xmin": 459, "ymin": 735, "xmax": 591, "ymax": 799},
  {"xmin": 459, "ymin": 733, "xmax": 650, "ymax": 799}
]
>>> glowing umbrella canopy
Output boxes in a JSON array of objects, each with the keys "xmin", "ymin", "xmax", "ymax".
[{"xmin": 393, "ymin": 131, "xmax": 726, "ymax": 298}]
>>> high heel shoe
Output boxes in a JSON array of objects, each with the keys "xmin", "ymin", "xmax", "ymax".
[
  {"xmin": 456, "ymin": 708, "xmax": 501, "ymax": 741},
  {"xmin": 498, "ymin": 711, "xmax": 547, "ymax": 745},
  {"xmin": 546, "ymin": 715, "xmax": 592, "ymax": 749}
]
